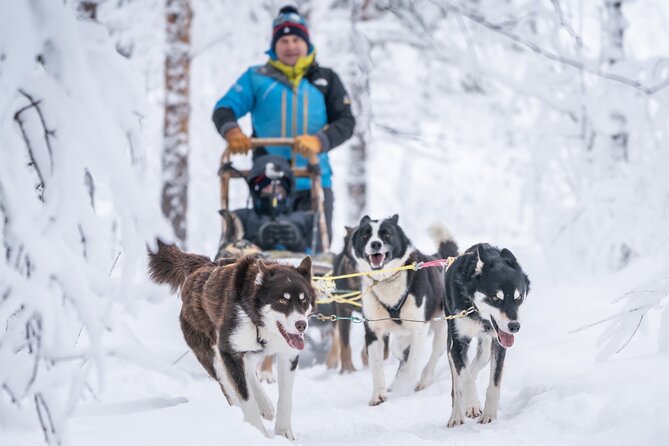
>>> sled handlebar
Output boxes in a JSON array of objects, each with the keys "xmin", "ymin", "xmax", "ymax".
[
  {"xmin": 223, "ymin": 137, "xmax": 319, "ymax": 165},
  {"xmin": 250, "ymin": 137, "xmax": 295, "ymax": 148}
]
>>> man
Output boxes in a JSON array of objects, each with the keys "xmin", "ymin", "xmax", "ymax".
[{"xmin": 212, "ymin": 5, "xmax": 355, "ymax": 245}]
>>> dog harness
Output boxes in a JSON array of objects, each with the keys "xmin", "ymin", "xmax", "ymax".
[{"xmin": 374, "ymin": 261, "xmax": 417, "ymax": 325}]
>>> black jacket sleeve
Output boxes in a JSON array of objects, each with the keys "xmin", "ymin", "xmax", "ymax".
[
  {"xmin": 212, "ymin": 106, "xmax": 239, "ymax": 137},
  {"xmin": 315, "ymin": 68, "xmax": 356, "ymax": 151}
]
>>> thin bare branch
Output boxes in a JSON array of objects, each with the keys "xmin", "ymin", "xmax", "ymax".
[
  {"xmin": 24, "ymin": 315, "xmax": 43, "ymax": 397},
  {"xmin": 14, "ymin": 106, "xmax": 46, "ymax": 202},
  {"xmin": 568, "ymin": 305, "xmax": 651, "ymax": 334},
  {"xmin": 34, "ymin": 392, "xmax": 58, "ymax": 445},
  {"xmin": 109, "ymin": 251, "xmax": 122, "ymax": 276},
  {"xmin": 550, "ymin": 0, "xmax": 583, "ymax": 48},
  {"xmin": 615, "ymin": 315, "xmax": 644, "ymax": 354},
  {"xmin": 171, "ymin": 350, "xmax": 189, "ymax": 366},
  {"xmin": 2, "ymin": 383, "xmax": 18, "ymax": 405},
  {"xmin": 18, "ymin": 89, "xmax": 55, "ymax": 172},
  {"xmin": 455, "ymin": 12, "xmax": 483, "ymax": 89}
]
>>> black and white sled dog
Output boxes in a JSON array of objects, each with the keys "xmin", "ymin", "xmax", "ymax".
[
  {"xmin": 351, "ymin": 215, "xmax": 458, "ymax": 406},
  {"xmin": 444, "ymin": 243, "xmax": 530, "ymax": 427}
]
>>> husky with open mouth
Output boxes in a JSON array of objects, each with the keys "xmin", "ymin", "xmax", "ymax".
[
  {"xmin": 443, "ymin": 243, "xmax": 530, "ymax": 427},
  {"xmin": 351, "ymin": 215, "xmax": 458, "ymax": 406},
  {"xmin": 148, "ymin": 241, "xmax": 315, "ymax": 439}
]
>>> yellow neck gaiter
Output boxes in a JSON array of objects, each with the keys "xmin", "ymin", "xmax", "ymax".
[{"xmin": 268, "ymin": 51, "xmax": 315, "ymax": 90}]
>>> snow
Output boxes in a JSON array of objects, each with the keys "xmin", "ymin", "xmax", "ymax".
[
  {"xmin": 2, "ymin": 0, "xmax": 669, "ymax": 445},
  {"xmin": 5, "ymin": 245, "xmax": 669, "ymax": 445}
]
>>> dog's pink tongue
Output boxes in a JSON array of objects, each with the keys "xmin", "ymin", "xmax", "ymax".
[
  {"xmin": 288, "ymin": 334, "xmax": 305, "ymax": 350},
  {"xmin": 370, "ymin": 253, "xmax": 384, "ymax": 268},
  {"xmin": 498, "ymin": 330, "xmax": 515, "ymax": 348}
]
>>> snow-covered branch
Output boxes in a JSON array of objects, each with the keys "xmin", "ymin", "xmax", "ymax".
[
  {"xmin": 434, "ymin": 0, "xmax": 669, "ymax": 95},
  {"xmin": 596, "ymin": 275, "xmax": 669, "ymax": 360}
]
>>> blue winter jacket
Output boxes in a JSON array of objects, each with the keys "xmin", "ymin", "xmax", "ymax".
[{"xmin": 213, "ymin": 62, "xmax": 355, "ymax": 190}]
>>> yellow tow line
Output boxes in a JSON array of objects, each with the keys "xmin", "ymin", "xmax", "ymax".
[{"xmin": 312, "ymin": 257, "xmax": 470, "ymax": 322}]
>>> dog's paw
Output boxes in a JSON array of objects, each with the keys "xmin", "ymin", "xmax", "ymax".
[
  {"xmin": 416, "ymin": 369, "xmax": 434, "ymax": 392},
  {"xmin": 466, "ymin": 405, "xmax": 482, "ymax": 418},
  {"xmin": 415, "ymin": 376, "xmax": 433, "ymax": 392},
  {"xmin": 257, "ymin": 369, "xmax": 276, "ymax": 384},
  {"xmin": 447, "ymin": 413, "xmax": 466, "ymax": 428},
  {"xmin": 369, "ymin": 391, "xmax": 387, "ymax": 406},
  {"xmin": 339, "ymin": 363, "xmax": 356, "ymax": 374},
  {"xmin": 275, "ymin": 426, "xmax": 295, "ymax": 441},
  {"xmin": 478, "ymin": 413, "xmax": 496, "ymax": 424}
]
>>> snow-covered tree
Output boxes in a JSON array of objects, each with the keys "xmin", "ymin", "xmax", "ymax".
[{"xmin": 0, "ymin": 1, "xmax": 166, "ymax": 442}]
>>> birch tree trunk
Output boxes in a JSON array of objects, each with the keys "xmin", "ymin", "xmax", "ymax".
[
  {"xmin": 162, "ymin": 0, "xmax": 192, "ymax": 245},
  {"xmin": 601, "ymin": 0, "xmax": 629, "ymax": 163},
  {"xmin": 600, "ymin": 0, "xmax": 632, "ymax": 267},
  {"xmin": 347, "ymin": 0, "xmax": 372, "ymax": 223}
]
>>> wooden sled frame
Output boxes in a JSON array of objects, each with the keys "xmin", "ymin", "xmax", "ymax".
[{"xmin": 219, "ymin": 137, "xmax": 330, "ymax": 253}]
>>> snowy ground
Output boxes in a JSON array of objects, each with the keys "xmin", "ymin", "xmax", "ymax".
[{"xmin": 5, "ymin": 244, "xmax": 668, "ymax": 446}]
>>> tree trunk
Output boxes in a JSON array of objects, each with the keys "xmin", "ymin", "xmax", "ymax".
[
  {"xmin": 347, "ymin": 0, "xmax": 372, "ymax": 223},
  {"xmin": 162, "ymin": 0, "xmax": 192, "ymax": 246},
  {"xmin": 601, "ymin": 0, "xmax": 632, "ymax": 268},
  {"xmin": 601, "ymin": 0, "xmax": 628, "ymax": 163}
]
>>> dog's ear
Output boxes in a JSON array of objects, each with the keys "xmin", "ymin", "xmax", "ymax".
[
  {"xmin": 360, "ymin": 215, "xmax": 371, "ymax": 225},
  {"xmin": 255, "ymin": 260, "xmax": 273, "ymax": 286},
  {"xmin": 296, "ymin": 256, "xmax": 312, "ymax": 280},
  {"xmin": 500, "ymin": 248, "xmax": 519, "ymax": 269},
  {"xmin": 390, "ymin": 214, "xmax": 399, "ymax": 225},
  {"xmin": 474, "ymin": 244, "xmax": 488, "ymax": 275}
]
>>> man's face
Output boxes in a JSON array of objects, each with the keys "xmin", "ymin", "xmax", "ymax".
[{"xmin": 275, "ymin": 35, "xmax": 308, "ymax": 66}]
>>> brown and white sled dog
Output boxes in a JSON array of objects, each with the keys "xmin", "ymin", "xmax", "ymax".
[
  {"xmin": 147, "ymin": 241, "xmax": 316, "ymax": 439},
  {"xmin": 351, "ymin": 215, "xmax": 458, "ymax": 406}
]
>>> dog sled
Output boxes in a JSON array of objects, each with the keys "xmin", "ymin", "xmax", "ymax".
[
  {"xmin": 217, "ymin": 137, "xmax": 333, "ymax": 274},
  {"xmin": 218, "ymin": 137, "xmax": 342, "ymax": 367}
]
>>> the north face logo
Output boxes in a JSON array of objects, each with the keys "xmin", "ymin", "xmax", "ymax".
[{"xmin": 314, "ymin": 78, "xmax": 328, "ymax": 87}]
